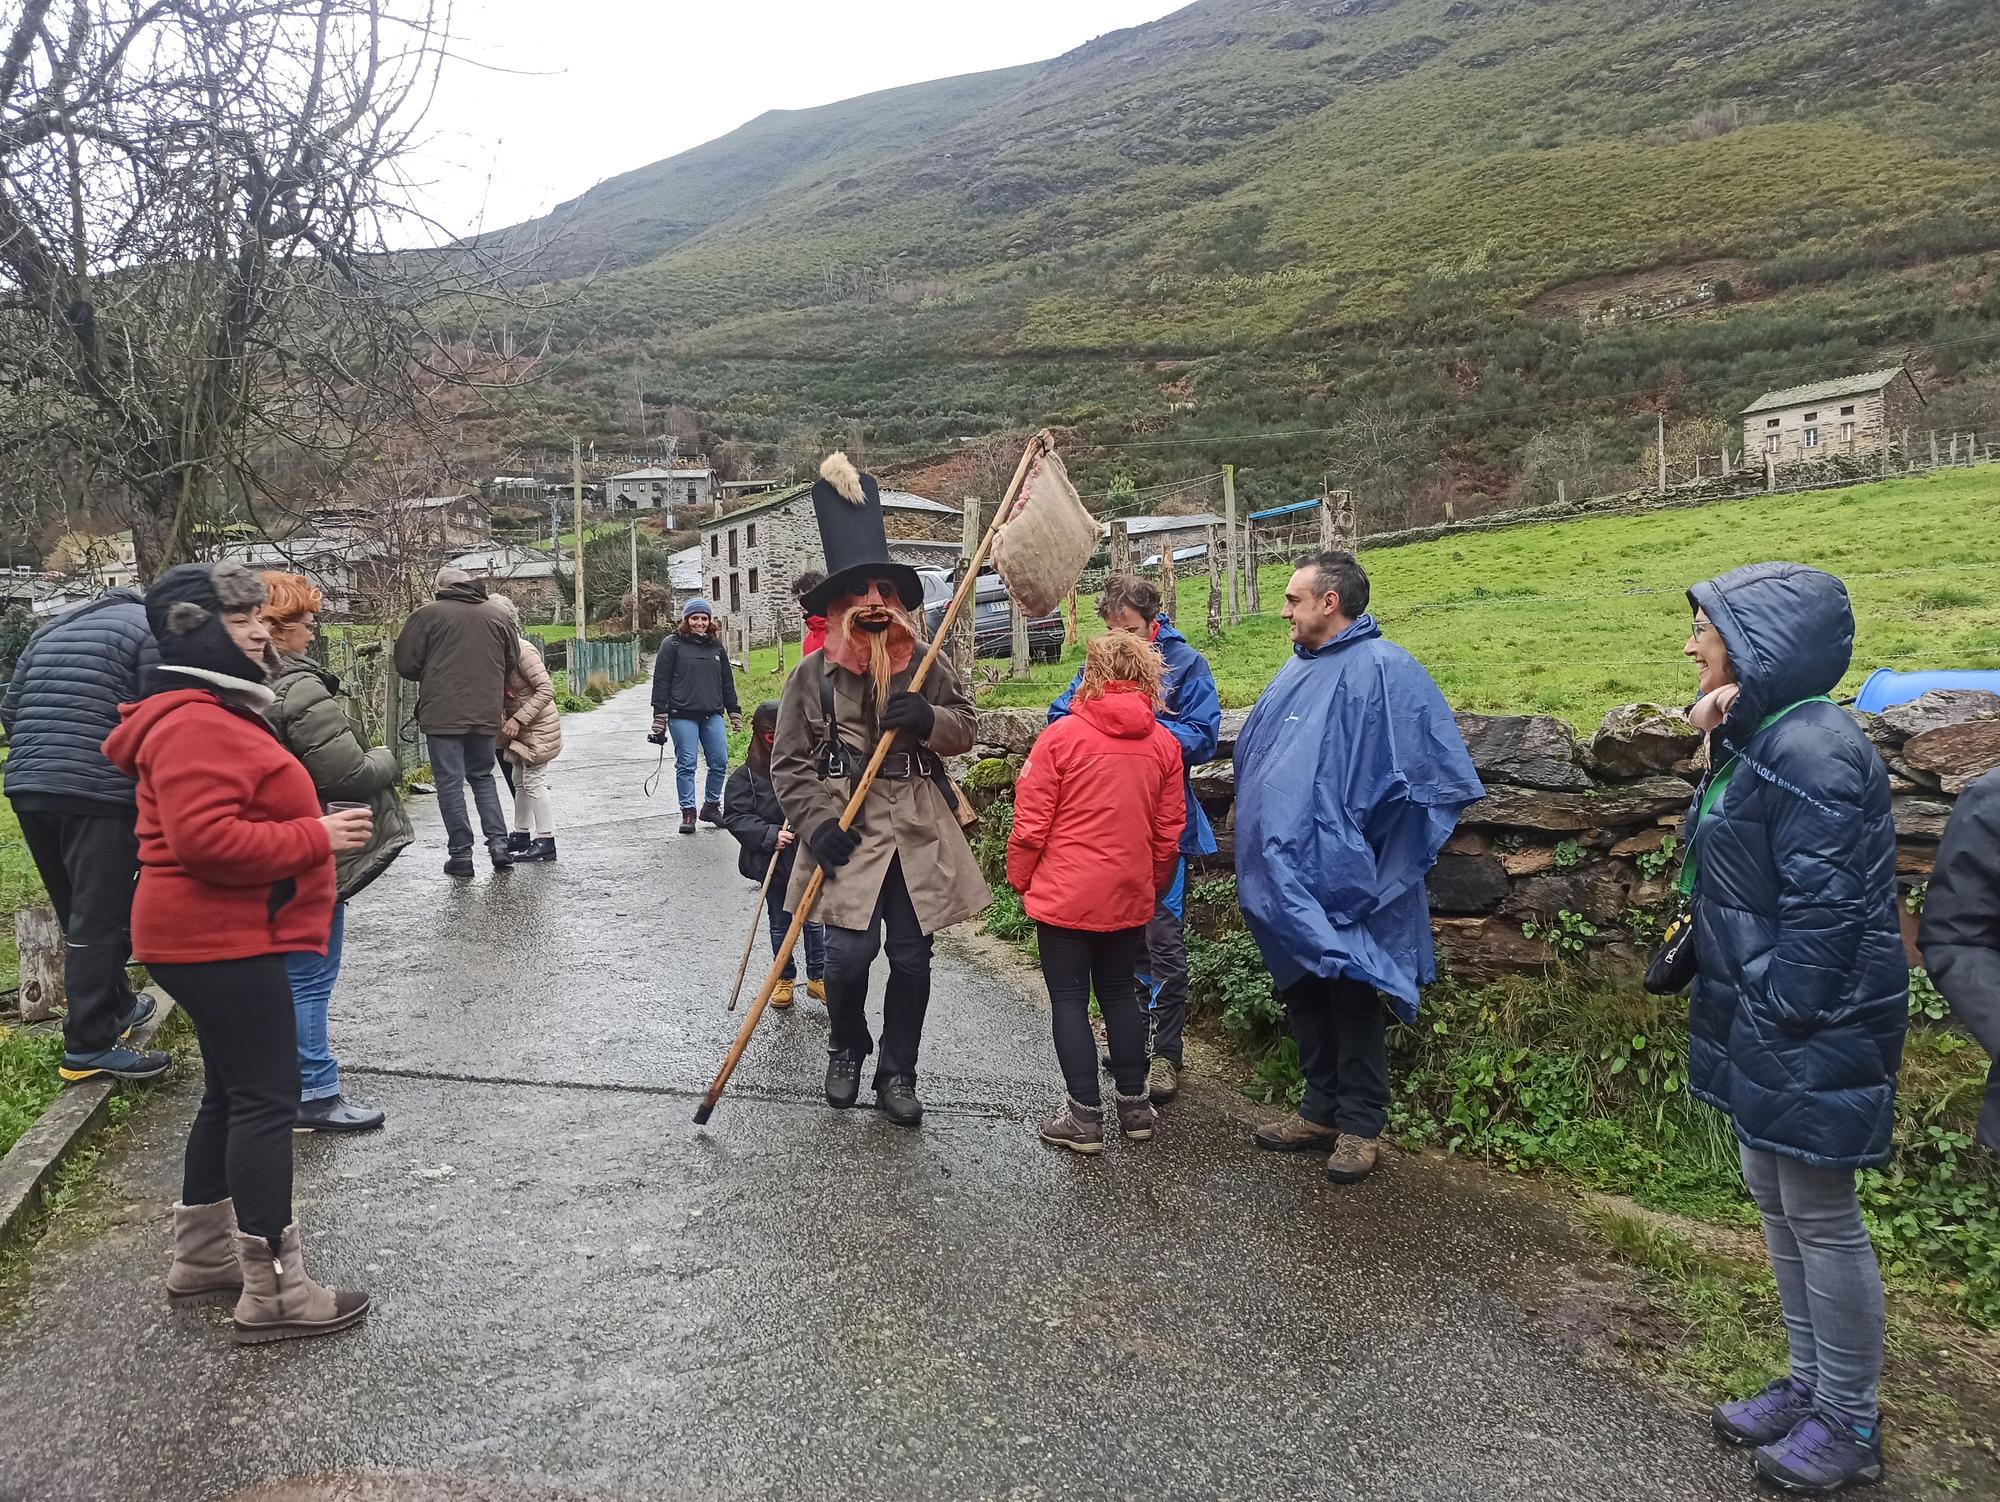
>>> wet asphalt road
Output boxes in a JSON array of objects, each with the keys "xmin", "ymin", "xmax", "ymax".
[{"xmin": 0, "ymin": 684, "xmax": 1788, "ymax": 1502}]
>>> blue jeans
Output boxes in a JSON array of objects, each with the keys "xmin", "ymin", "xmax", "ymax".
[
  {"xmin": 668, "ymin": 713, "xmax": 729, "ymax": 809},
  {"xmin": 284, "ymin": 902, "xmax": 345, "ymax": 1102},
  {"xmin": 765, "ymin": 878, "xmax": 825, "ymax": 982},
  {"xmin": 1739, "ymin": 1144, "xmax": 1886, "ymax": 1421}
]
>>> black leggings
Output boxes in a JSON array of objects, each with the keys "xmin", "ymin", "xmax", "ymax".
[
  {"xmin": 1037, "ymin": 922, "xmax": 1147, "ymax": 1107},
  {"xmin": 151, "ymin": 955, "xmax": 301, "ymax": 1246}
]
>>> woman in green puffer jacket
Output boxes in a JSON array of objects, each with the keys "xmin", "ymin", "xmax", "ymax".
[{"xmin": 259, "ymin": 573, "xmax": 414, "ymax": 1133}]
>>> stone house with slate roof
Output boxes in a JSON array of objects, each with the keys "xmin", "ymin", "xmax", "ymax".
[
  {"xmin": 697, "ymin": 484, "xmax": 962, "ymax": 647},
  {"xmin": 1741, "ymin": 367, "xmax": 1923, "ymax": 464}
]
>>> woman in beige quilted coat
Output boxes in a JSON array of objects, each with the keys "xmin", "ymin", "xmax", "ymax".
[{"xmin": 489, "ymin": 596, "xmax": 564, "ymax": 862}]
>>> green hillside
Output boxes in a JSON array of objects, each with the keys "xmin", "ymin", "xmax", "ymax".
[
  {"xmin": 721, "ymin": 468, "xmax": 2000, "ymax": 728},
  {"xmin": 480, "ymin": 0, "xmax": 2000, "ymax": 520}
]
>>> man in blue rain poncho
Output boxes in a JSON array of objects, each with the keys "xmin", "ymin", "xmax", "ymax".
[{"xmin": 1234, "ymin": 551, "xmax": 1483, "ymax": 1185}]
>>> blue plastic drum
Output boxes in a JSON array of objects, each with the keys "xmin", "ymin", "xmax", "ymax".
[{"xmin": 1853, "ymin": 668, "xmax": 2000, "ymax": 714}]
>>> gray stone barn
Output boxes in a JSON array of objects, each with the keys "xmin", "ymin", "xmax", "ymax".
[
  {"xmin": 1741, "ymin": 368, "xmax": 1924, "ymax": 464},
  {"xmin": 696, "ymin": 485, "xmax": 962, "ymax": 647}
]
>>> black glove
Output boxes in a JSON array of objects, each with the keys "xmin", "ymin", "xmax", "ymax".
[
  {"xmin": 879, "ymin": 690, "xmax": 935, "ymax": 740},
  {"xmin": 810, "ymin": 818, "xmax": 861, "ymax": 874}
]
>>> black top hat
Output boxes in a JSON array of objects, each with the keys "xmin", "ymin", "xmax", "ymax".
[{"xmin": 799, "ymin": 453, "xmax": 923, "ymax": 617}]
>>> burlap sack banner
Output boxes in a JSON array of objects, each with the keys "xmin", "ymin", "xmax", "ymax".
[{"xmin": 991, "ymin": 448, "xmax": 1096, "ymax": 618}]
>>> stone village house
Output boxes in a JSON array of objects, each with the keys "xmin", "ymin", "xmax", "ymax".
[
  {"xmin": 604, "ymin": 467, "xmax": 716, "ymax": 523},
  {"xmin": 696, "ymin": 484, "xmax": 962, "ymax": 647},
  {"xmin": 1741, "ymin": 367, "xmax": 1924, "ymax": 465}
]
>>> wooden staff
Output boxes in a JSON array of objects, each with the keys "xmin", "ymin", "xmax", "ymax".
[
  {"xmin": 693, "ymin": 429, "xmax": 1053, "ymax": 1125},
  {"xmin": 725, "ymin": 829, "xmax": 789, "ymax": 1012}
]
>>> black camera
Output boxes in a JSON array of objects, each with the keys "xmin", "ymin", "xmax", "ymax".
[{"xmin": 647, "ymin": 729, "xmax": 668, "ymax": 746}]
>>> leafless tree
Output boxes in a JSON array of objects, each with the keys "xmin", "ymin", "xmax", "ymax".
[{"xmin": 0, "ymin": 0, "xmax": 556, "ymax": 580}]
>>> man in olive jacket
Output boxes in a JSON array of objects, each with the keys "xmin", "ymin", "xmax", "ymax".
[
  {"xmin": 393, "ymin": 567, "xmax": 518, "ymax": 876},
  {"xmin": 1919, "ymin": 765, "xmax": 2000, "ymax": 1153}
]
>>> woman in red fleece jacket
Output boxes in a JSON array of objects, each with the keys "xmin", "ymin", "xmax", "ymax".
[
  {"xmin": 103, "ymin": 563, "xmax": 374, "ymax": 1346},
  {"xmin": 1008, "ymin": 630, "xmax": 1186, "ymax": 1154}
]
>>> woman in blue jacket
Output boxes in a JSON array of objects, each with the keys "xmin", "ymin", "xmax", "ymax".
[{"xmin": 1681, "ymin": 563, "xmax": 1907, "ymax": 1495}]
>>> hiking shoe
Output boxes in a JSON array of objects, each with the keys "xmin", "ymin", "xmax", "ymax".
[
  {"xmin": 513, "ymin": 836, "xmax": 558, "ymax": 863},
  {"xmin": 1325, "ymin": 1134, "xmax": 1381, "ymax": 1184},
  {"xmin": 506, "ymin": 831, "xmax": 533, "ymax": 852},
  {"xmin": 806, "ymin": 978, "xmax": 827, "ymax": 1003},
  {"xmin": 1040, "ymin": 1097, "xmax": 1104, "ymax": 1155},
  {"xmin": 825, "ymin": 1052, "xmax": 863, "ymax": 1109},
  {"xmin": 59, "ymin": 1044, "xmax": 170, "ymax": 1084},
  {"xmin": 699, "ymin": 801, "xmax": 724, "ymax": 827},
  {"xmin": 487, "ymin": 838, "xmax": 516, "ymax": 870},
  {"xmin": 1753, "ymin": 1407, "xmax": 1884, "ymax": 1494},
  {"xmin": 877, "ymin": 1074, "xmax": 923, "ymax": 1128},
  {"xmin": 1714, "ymin": 1377, "xmax": 1815, "ymax": 1447},
  {"xmin": 1252, "ymin": 1113, "xmax": 1340, "ymax": 1153},
  {"xmin": 444, "ymin": 855, "xmax": 475, "ymax": 878},
  {"xmin": 1146, "ymin": 1055, "xmax": 1179, "ymax": 1105},
  {"xmin": 679, "ymin": 809, "xmax": 697, "ymax": 835},
  {"xmin": 294, "ymin": 1095, "xmax": 386, "ymax": 1133},
  {"xmin": 770, "ymin": 979, "xmax": 796, "ymax": 1010},
  {"xmin": 1115, "ymin": 1092, "xmax": 1157, "ymax": 1141},
  {"xmin": 118, "ymin": 994, "xmax": 157, "ymax": 1038}
]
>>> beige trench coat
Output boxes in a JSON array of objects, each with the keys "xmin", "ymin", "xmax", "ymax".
[
  {"xmin": 500, "ymin": 636, "xmax": 564, "ymax": 766},
  {"xmin": 772, "ymin": 650, "xmax": 989, "ymax": 935}
]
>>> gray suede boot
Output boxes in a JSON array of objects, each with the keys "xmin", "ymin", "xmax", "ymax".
[
  {"xmin": 166, "ymin": 1199, "xmax": 244, "ymax": 1308},
  {"xmin": 230, "ymin": 1223, "xmax": 370, "ymax": 1345}
]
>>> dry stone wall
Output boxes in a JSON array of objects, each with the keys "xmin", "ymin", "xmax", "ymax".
[{"xmin": 965, "ymin": 690, "xmax": 2000, "ymax": 983}]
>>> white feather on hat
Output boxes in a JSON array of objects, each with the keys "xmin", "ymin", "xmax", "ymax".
[{"xmin": 819, "ymin": 452, "xmax": 865, "ymax": 505}]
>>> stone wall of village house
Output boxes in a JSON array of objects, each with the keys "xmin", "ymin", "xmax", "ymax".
[
  {"xmin": 961, "ymin": 691, "xmax": 2000, "ymax": 984},
  {"xmin": 1743, "ymin": 380, "xmax": 1925, "ymax": 465},
  {"xmin": 698, "ymin": 500, "xmax": 960, "ymax": 647}
]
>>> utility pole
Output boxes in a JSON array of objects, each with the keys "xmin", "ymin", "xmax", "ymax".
[
  {"xmin": 1223, "ymin": 464, "xmax": 1239, "ymax": 626},
  {"xmin": 572, "ymin": 440, "xmax": 586, "ymax": 644},
  {"xmin": 1656, "ymin": 412, "xmax": 1667, "ymax": 496}
]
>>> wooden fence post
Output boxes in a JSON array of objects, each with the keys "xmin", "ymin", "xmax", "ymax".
[
  {"xmin": 15, "ymin": 906, "xmax": 63, "ymax": 1023},
  {"xmin": 1223, "ymin": 465, "xmax": 1239, "ymax": 625},
  {"xmin": 1009, "ymin": 597, "xmax": 1031, "ymax": 680},
  {"xmin": 954, "ymin": 498, "xmax": 980, "ymax": 686},
  {"xmin": 1159, "ymin": 543, "xmax": 1177, "ymax": 620},
  {"xmin": 1110, "ymin": 518, "xmax": 1131, "ymax": 578},
  {"xmin": 1204, "ymin": 525, "xmax": 1223, "ymax": 638},
  {"xmin": 1243, "ymin": 517, "xmax": 1260, "ymax": 614},
  {"xmin": 1063, "ymin": 588, "xmax": 1078, "ymax": 651}
]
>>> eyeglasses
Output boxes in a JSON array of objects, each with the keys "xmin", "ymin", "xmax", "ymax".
[{"xmin": 1690, "ymin": 621, "xmax": 1714, "ymax": 640}]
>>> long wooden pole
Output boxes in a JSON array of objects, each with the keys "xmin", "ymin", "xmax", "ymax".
[
  {"xmin": 725, "ymin": 831, "xmax": 789, "ymax": 1013},
  {"xmin": 694, "ymin": 430, "xmax": 1052, "ymax": 1125}
]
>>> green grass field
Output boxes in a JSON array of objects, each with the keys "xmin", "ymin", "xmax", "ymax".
[{"xmin": 967, "ymin": 468, "xmax": 2000, "ymax": 729}]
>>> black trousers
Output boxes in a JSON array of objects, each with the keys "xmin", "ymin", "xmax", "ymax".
[
  {"xmin": 824, "ymin": 857, "xmax": 934, "ymax": 1087},
  {"xmin": 1284, "ymin": 974, "xmax": 1392, "ymax": 1137},
  {"xmin": 14, "ymin": 807, "xmax": 139, "ymax": 1056},
  {"xmin": 1038, "ymin": 922, "xmax": 1147, "ymax": 1107},
  {"xmin": 151, "ymin": 956, "xmax": 301, "ymax": 1244}
]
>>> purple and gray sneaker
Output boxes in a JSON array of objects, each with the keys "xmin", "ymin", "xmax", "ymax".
[
  {"xmin": 1712, "ymin": 1376, "xmax": 1814, "ymax": 1447},
  {"xmin": 1753, "ymin": 1406, "xmax": 1884, "ymax": 1494}
]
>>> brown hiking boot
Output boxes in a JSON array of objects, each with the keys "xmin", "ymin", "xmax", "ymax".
[
  {"xmin": 1325, "ymin": 1134, "xmax": 1381, "ymax": 1184},
  {"xmin": 699, "ymin": 801, "xmax": 724, "ymax": 826},
  {"xmin": 166, "ymin": 1199, "xmax": 243, "ymax": 1308},
  {"xmin": 769, "ymin": 979, "xmax": 795, "ymax": 1010},
  {"xmin": 1115, "ymin": 1092, "xmax": 1157, "ymax": 1141},
  {"xmin": 806, "ymin": 979, "xmax": 827, "ymax": 1003},
  {"xmin": 1146, "ymin": 1056, "xmax": 1179, "ymax": 1105},
  {"xmin": 230, "ymin": 1223, "xmax": 369, "ymax": 1345},
  {"xmin": 1039, "ymin": 1097, "xmax": 1104, "ymax": 1155},
  {"xmin": 1252, "ymin": 1113, "xmax": 1340, "ymax": 1153}
]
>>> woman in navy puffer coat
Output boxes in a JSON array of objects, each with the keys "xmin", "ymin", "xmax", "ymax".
[{"xmin": 1682, "ymin": 562, "xmax": 1906, "ymax": 1494}]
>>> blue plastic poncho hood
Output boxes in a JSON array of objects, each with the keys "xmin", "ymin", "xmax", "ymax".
[{"xmin": 1232, "ymin": 615, "xmax": 1484, "ymax": 1018}]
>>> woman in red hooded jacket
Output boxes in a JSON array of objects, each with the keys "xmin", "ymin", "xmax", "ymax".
[
  {"xmin": 103, "ymin": 562, "xmax": 374, "ymax": 1346},
  {"xmin": 1008, "ymin": 630, "xmax": 1186, "ymax": 1154}
]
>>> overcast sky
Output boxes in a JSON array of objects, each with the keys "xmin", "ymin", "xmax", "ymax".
[{"xmin": 412, "ymin": 0, "xmax": 1184, "ymax": 238}]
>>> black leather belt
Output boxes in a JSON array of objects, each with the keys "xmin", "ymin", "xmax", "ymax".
[{"xmin": 874, "ymin": 751, "xmax": 939, "ymax": 781}]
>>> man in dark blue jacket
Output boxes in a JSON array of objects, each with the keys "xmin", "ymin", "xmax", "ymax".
[
  {"xmin": 2, "ymin": 587, "xmax": 170, "ymax": 1082},
  {"xmin": 1048, "ymin": 575, "xmax": 1221, "ymax": 1103},
  {"xmin": 1233, "ymin": 553, "xmax": 1482, "ymax": 1184},
  {"xmin": 1919, "ymin": 766, "xmax": 1999, "ymax": 1154}
]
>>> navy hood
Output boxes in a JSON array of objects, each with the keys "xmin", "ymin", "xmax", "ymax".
[{"xmin": 1687, "ymin": 563, "xmax": 1852, "ymax": 722}]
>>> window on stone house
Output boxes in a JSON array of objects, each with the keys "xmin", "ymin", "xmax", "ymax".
[
  {"xmin": 747, "ymin": 522, "xmax": 757, "ymax": 547},
  {"xmin": 1803, "ymin": 427, "xmax": 1819, "ymax": 449},
  {"xmin": 1804, "ymin": 412, "xmax": 1818, "ymax": 423},
  {"xmin": 1841, "ymin": 422, "xmax": 1855, "ymax": 444},
  {"xmin": 1765, "ymin": 433, "xmax": 1780, "ymax": 454},
  {"xmin": 749, "ymin": 567, "xmax": 759, "ymax": 593},
  {"xmin": 729, "ymin": 529, "xmax": 738, "ymax": 566},
  {"xmin": 709, "ymin": 534, "xmax": 719, "ymax": 557},
  {"xmin": 730, "ymin": 573, "xmax": 741, "ymax": 612},
  {"xmin": 1766, "ymin": 417, "xmax": 1779, "ymax": 428},
  {"xmin": 712, "ymin": 575, "xmax": 721, "ymax": 600},
  {"xmin": 1841, "ymin": 405, "xmax": 1855, "ymax": 416}
]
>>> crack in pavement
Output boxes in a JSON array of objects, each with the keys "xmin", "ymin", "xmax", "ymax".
[{"xmin": 337, "ymin": 1062, "xmax": 1030, "ymax": 1121}]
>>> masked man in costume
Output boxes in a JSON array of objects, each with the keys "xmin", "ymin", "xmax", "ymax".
[{"xmin": 772, "ymin": 455, "xmax": 990, "ymax": 1127}]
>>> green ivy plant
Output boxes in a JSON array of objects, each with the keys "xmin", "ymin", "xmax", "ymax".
[
  {"xmin": 1522, "ymin": 908, "xmax": 1598, "ymax": 957},
  {"xmin": 1635, "ymin": 835, "xmax": 1679, "ymax": 883},
  {"xmin": 1553, "ymin": 838, "xmax": 1582, "ymax": 870}
]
